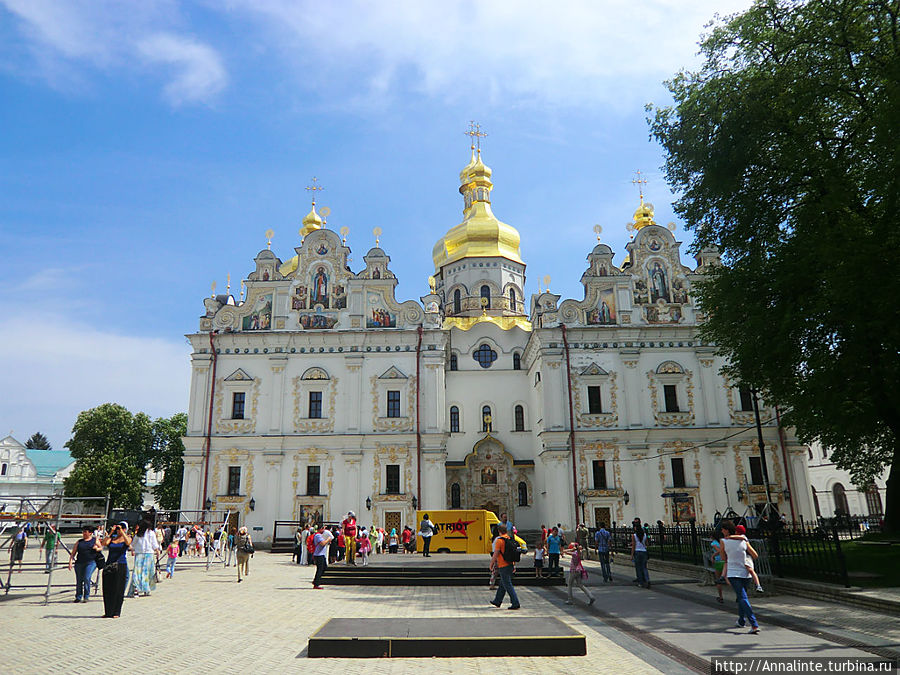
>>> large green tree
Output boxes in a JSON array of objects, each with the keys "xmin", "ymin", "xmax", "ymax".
[
  {"xmin": 25, "ymin": 432, "xmax": 51, "ymax": 450},
  {"xmin": 150, "ymin": 413, "xmax": 187, "ymax": 510},
  {"xmin": 650, "ymin": 0, "xmax": 900, "ymax": 530},
  {"xmin": 64, "ymin": 403, "xmax": 154, "ymax": 509}
]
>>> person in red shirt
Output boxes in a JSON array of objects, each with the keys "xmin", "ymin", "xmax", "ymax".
[
  {"xmin": 400, "ymin": 527, "xmax": 411, "ymax": 554},
  {"xmin": 341, "ymin": 511, "xmax": 358, "ymax": 566}
]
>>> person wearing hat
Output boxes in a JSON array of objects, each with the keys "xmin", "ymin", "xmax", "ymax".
[{"xmin": 341, "ymin": 512, "xmax": 358, "ymax": 566}]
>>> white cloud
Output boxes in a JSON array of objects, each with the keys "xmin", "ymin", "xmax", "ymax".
[
  {"xmin": 222, "ymin": 0, "xmax": 754, "ymax": 108},
  {"xmin": 0, "ymin": 271, "xmax": 190, "ymax": 452},
  {"xmin": 0, "ymin": 0, "xmax": 227, "ymax": 105},
  {"xmin": 138, "ymin": 33, "xmax": 227, "ymax": 105}
]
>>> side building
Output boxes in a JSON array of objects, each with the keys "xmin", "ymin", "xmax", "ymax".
[{"xmin": 181, "ymin": 147, "xmax": 815, "ymax": 544}]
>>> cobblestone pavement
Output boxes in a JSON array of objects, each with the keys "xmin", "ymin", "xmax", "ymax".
[{"xmin": 0, "ymin": 545, "xmax": 670, "ymax": 675}]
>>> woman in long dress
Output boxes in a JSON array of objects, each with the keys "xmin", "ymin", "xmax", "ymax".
[{"xmin": 132, "ymin": 520, "xmax": 160, "ymax": 597}]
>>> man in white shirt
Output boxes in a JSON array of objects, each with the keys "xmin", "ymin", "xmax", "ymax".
[{"xmin": 175, "ymin": 525, "xmax": 188, "ymax": 557}]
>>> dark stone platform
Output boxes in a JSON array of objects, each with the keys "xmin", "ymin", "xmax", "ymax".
[
  {"xmin": 319, "ymin": 556, "xmax": 564, "ymax": 586},
  {"xmin": 307, "ymin": 617, "xmax": 586, "ymax": 658}
]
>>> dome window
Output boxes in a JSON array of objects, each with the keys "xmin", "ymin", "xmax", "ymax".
[{"xmin": 473, "ymin": 344, "xmax": 497, "ymax": 369}]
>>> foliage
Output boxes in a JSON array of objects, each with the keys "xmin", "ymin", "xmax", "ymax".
[
  {"xmin": 64, "ymin": 403, "xmax": 154, "ymax": 509},
  {"xmin": 24, "ymin": 432, "xmax": 51, "ymax": 450},
  {"xmin": 150, "ymin": 413, "xmax": 187, "ymax": 510},
  {"xmin": 649, "ymin": 0, "xmax": 900, "ymax": 530}
]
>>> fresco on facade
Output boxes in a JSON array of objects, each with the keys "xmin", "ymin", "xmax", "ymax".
[
  {"xmin": 672, "ymin": 278, "xmax": 689, "ymax": 304},
  {"xmin": 646, "ymin": 304, "xmax": 682, "ymax": 324},
  {"xmin": 648, "ymin": 261, "xmax": 670, "ymax": 303},
  {"xmin": 674, "ymin": 496, "xmax": 696, "ymax": 522},
  {"xmin": 366, "ymin": 292, "xmax": 396, "ymax": 328},
  {"xmin": 587, "ymin": 288, "xmax": 616, "ymax": 325},
  {"xmin": 333, "ymin": 284, "xmax": 347, "ymax": 310},
  {"xmin": 481, "ymin": 467, "xmax": 497, "ymax": 485},
  {"xmin": 292, "ymin": 285, "xmax": 307, "ymax": 310},
  {"xmin": 298, "ymin": 312, "xmax": 338, "ymax": 329},
  {"xmin": 242, "ymin": 293, "xmax": 272, "ymax": 330},
  {"xmin": 633, "ymin": 279, "xmax": 649, "ymax": 305},
  {"xmin": 311, "ymin": 266, "xmax": 329, "ymax": 308}
]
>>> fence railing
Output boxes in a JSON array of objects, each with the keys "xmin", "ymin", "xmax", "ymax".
[{"xmin": 595, "ymin": 519, "xmax": 851, "ymax": 588}]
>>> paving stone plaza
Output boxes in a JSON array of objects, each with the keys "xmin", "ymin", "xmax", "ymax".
[{"xmin": 2, "ymin": 541, "xmax": 898, "ymax": 674}]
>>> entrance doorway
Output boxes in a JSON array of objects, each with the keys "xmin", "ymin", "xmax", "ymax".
[
  {"xmin": 594, "ymin": 507, "xmax": 611, "ymax": 528},
  {"xmin": 384, "ymin": 511, "xmax": 401, "ymax": 534},
  {"xmin": 226, "ymin": 511, "xmax": 239, "ymax": 535}
]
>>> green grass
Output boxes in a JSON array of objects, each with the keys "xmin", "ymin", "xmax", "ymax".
[{"xmin": 840, "ymin": 541, "xmax": 900, "ymax": 588}]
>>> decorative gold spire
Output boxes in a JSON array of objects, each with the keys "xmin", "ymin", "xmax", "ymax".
[
  {"xmin": 300, "ymin": 178, "xmax": 325, "ymax": 237},
  {"xmin": 432, "ymin": 123, "xmax": 523, "ymax": 271},
  {"xmin": 265, "ymin": 229, "xmax": 274, "ymax": 250}
]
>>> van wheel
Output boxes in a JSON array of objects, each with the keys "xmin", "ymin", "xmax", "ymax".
[{"xmin": 437, "ymin": 548, "xmax": 450, "ymax": 554}]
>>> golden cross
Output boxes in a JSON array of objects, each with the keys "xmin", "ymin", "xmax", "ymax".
[
  {"xmin": 305, "ymin": 177, "xmax": 324, "ymax": 205},
  {"xmin": 465, "ymin": 120, "xmax": 488, "ymax": 152},
  {"xmin": 632, "ymin": 170, "xmax": 647, "ymax": 201}
]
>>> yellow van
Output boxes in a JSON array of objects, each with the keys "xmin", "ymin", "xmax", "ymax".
[{"xmin": 416, "ymin": 510, "xmax": 527, "ymax": 555}]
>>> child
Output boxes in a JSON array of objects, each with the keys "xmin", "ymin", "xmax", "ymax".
[
  {"xmin": 165, "ymin": 540, "xmax": 179, "ymax": 578},
  {"xmin": 723, "ymin": 525, "xmax": 764, "ymax": 592},
  {"xmin": 533, "ymin": 540, "xmax": 546, "ymax": 578},
  {"xmin": 195, "ymin": 528, "xmax": 206, "ymax": 557},
  {"xmin": 562, "ymin": 543, "xmax": 595, "ymax": 606}
]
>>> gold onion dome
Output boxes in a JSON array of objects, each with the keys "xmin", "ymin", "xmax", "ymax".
[
  {"xmin": 631, "ymin": 197, "xmax": 657, "ymax": 231},
  {"xmin": 300, "ymin": 204, "xmax": 324, "ymax": 237},
  {"xmin": 432, "ymin": 149, "xmax": 523, "ymax": 271}
]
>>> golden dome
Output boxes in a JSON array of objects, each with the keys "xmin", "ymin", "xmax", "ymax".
[
  {"xmin": 631, "ymin": 198, "xmax": 657, "ymax": 231},
  {"xmin": 300, "ymin": 205, "xmax": 324, "ymax": 237},
  {"xmin": 432, "ymin": 150, "xmax": 523, "ymax": 271}
]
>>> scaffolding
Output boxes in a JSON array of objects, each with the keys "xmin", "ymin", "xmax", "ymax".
[
  {"xmin": 155, "ymin": 509, "xmax": 233, "ymax": 572},
  {"xmin": 0, "ymin": 493, "xmax": 110, "ymax": 604}
]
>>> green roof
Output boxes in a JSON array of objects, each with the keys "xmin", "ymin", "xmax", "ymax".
[{"xmin": 24, "ymin": 449, "xmax": 74, "ymax": 477}]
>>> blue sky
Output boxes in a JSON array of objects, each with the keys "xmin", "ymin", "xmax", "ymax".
[{"xmin": 0, "ymin": 0, "xmax": 751, "ymax": 452}]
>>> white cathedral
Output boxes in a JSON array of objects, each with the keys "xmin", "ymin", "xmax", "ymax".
[{"xmin": 181, "ymin": 144, "xmax": 816, "ymax": 544}]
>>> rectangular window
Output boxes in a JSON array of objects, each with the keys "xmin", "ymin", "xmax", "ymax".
[
  {"xmin": 592, "ymin": 460, "xmax": 607, "ymax": 490},
  {"xmin": 663, "ymin": 385, "xmax": 679, "ymax": 412},
  {"xmin": 386, "ymin": 464, "xmax": 401, "ymax": 494},
  {"xmin": 231, "ymin": 392, "xmax": 246, "ymax": 419},
  {"xmin": 587, "ymin": 386, "xmax": 603, "ymax": 414},
  {"xmin": 1, "ymin": 463, "xmax": 6, "ymax": 476},
  {"xmin": 308, "ymin": 391, "xmax": 323, "ymax": 419},
  {"xmin": 671, "ymin": 457, "xmax": 686, "ymax": 488},
  {"xmin": 738, "ymin": 387, "xmax": 754, "ymax": 412},
  {"xmin": 307, "ymin": 465, "xmax": 321, "ymax": 496},
  {"xmin": 749, "ymin": 456, "xmax": 764, "ymax": 485},
  {"xmin": 387, "ymin": 390, "xmax": 401, "ymax": 418},
  {"xmin": 227, "ymin": 466, "xmax": 241, "ymax": 496}
]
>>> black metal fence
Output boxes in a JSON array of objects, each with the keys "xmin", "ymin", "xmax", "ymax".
[{"xmin": 595, "ymin": 519, "xmax": 851, "ymax": 588}]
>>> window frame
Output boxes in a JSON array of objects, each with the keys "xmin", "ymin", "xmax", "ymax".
[
  {"xmin": 512, "ymin": 352, "xmax": 521, "ymax": 370},
  {"xmin": 514, "ymin": 404, "xmax": 525, "ymax": 432},
  {"xmin": 663, "ymin": 384, "xmax": 680, "ymax": 413},
  {"xmin": 308, "ymin": 390, "xmax": 323, "ymax": 419},
  {"xmin": 227, "ymin": 466, "xmax": 241, "ymax": 496},
  {"xmin": 482, "ymin": 405, "xmax": 492, "ymax": 432},
  {"xmin": 748, "ymin": 456, "xmax": 764, "ymax": 486},
  {"xmin": 592, "ymin": 459, "xmax": 607, "ymax": 489},
  {"xmin": 671, "ymin": 457, "xmax": 686, "ymax": 488},
  {"xmin": 385, "ymin": 464, "xmax": 401, "ymax": 494},
  {"xmin": 307, "ymin": 465, "xmax": 321, "ymax": 496},
  {"xmin": 587, "ymin": 385, "xmax": 603, "ymax": 414},
  {"xmin": 386, "ymin": 390, "xmax": 401, "ymax": 418},
  {"xmin": 449, "ymin": 353, "xmax": 458, "ymax": 371},
  {"xmin": 450, "ymin": 482, "xmax": 461, "ymax": 509},
  {"xmin": 231, "ymin": 392, "xmax": 246, "ymax": 420},
  {"xmin": 517, "ymin": 481, "xmax": 528, "ymax": 507},
  {"xmin": 449, "ymin": 405, "xmax": 460, "ymax": 433}
]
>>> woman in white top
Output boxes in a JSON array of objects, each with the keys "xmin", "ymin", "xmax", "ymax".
[
  {"xmin": 131, "ymin": 519, "xmax": 161, "ymax": 597},
  {"xmin": 630, "ymin": 522, "xmax": 651, "ymax": 588},
  {"xmin": 719, "ymin": 520, "xmax": 760, "ymax": 634}
]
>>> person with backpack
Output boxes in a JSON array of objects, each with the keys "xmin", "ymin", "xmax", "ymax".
[
  {"xmin": 235, "ymin": 527, "xmax": 253, "ymax": 583},
  {"xmin": 488, "ymin": 524, "xmax": 520, "ymax": 610},
  {"xmin": 419, "ymin": 514, "xmax": 435, "ymax": 557}
]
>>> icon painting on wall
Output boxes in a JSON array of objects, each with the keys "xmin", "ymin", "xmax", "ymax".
[
  {"xmin": 366, "ymin": 292, "xmax": 396, "ymax": 328},
  {"xmin": 481, "ymin": 467, "xmax": 498, "ymax": 485},
  {"xmin": 311, "ymin": 267, "xmax": 329, "ymax": 308},
  {"xmin": 298, "ymin": 312, "xmax": 338, "ymax": 330},
  {"xmin": 242, "ymin": 293, "xmax": 272, "ymax": 330},
  {"xmin": 648, "ymin": 261, "xmax": 670, "ymax": 303},
  {"xmin": 587, "ymin": 288, "xmax": 616, "ymax": 325}
]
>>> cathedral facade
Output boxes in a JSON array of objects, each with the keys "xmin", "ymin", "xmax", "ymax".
[{"xmin": 181, "ymin": 147, "xmax": 815, "ymax": 544}]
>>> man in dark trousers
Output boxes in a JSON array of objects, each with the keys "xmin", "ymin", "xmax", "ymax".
[
  {"xmin": 489, "ymin": 524, "xmax": 520, "ymax": 610},
  {"xmin": 312, "ymin": 524, "xmax": 333, "ymax": 590}
]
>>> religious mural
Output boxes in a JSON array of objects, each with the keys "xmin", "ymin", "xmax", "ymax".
[
  {"xmin": 366, "ymin": 292, "xmax": 396, "ymax": 328},
  {"xmin": 648, "ymin": 261, "xmax": 670, "ymax": 303},
  {"xmin": 292, "ymin": 285, "xmax": 308, "ymax": 311},
  {"xmin": 646, "ymin": 303, "xmax": 682, "ymax": 324},
  {"xmin": 311, "ymin": 267, "xmax": 329, "ymax": 308},
  {"xmin": 242, "ymin": 293, "xmax": 272, "ymax": 331},
  {"xmin": 298, "ymin": 312, "xmax": 338, "ymax": 330},
  {"xmin": 481, "ymin": 466, "xmax": 497, "ymax": 485},
  {"xmin": 587, "ymin": 288, "xmax": 616, "ymax": 325}
]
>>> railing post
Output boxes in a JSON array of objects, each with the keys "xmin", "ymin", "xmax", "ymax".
[
  {"xmin": 657, "ymin": 523, "xmax": 665, "ymax": 561},
  {"xmin": 832, "ymin": 524, "xmax": 850, "ymax": 588},
  {"xmin": 690, "ymin": 520, "xmax": 699, "ymax": 566}
]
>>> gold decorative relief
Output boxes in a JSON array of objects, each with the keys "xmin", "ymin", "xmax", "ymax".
[
  {"xmin": 647, "ymin": 368, "xmax": 695, "ymax": 426},
  {"xmin": 292, "ymin": 374, "xmax": 338, "ymax": 432},
  {"xmin": 370, "ymin": 374, "xmax": 416, "ymax": 432},
  {"xmin": 214, "ymin": 379, "xmax": 260, "ymax": 434},
  {"xmin": 573, "ymin": 371, "xmax": 618, "ymax": 428}
]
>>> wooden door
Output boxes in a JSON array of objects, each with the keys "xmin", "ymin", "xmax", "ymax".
[
  {"xmin": 384, "ymin": 511, "xmax": 401, "ymax": 534},
  {"xmin": 594, "ymin": 507, "xmax": 611, "ymax": 529}
]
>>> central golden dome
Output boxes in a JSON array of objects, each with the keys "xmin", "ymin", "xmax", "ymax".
[{"xmin": 432, "ymin": 149, "xmax": 523, "ymax": 271}]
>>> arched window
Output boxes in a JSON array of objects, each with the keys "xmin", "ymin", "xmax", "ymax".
[
  {"xmin": 451, "ymin": 482, "xmax": 461, "ymax": 509},
  {"xmin": 473, "ymin": 344, "xmax": 497, "ymax": 368},
  {"xmin": 449, "ymin": 353, "xmax": 458, "ymax": 371},
  {"xmin": 518, "ymin": 482, "xmax": 528, "ymax": 507},
  {"xmin": 514, "ymin": 405, "xmax": 525, "ymax": 431},
  {"xmin": 865, "ymin": 484, "xmax": 883, "ymax": 516},
  {"xmin": 832, "ymin": 483, "xmax": 850, "ymax": 515},
  {"xmin": 480, "ymin": 285, "xmax": 491, "ymax": 308},
  {"xmin": 453, "ymin": 289, "xmax": 461, "ymax": 315},
  {"xmin": 812, "ymin": 489, "xmax": 821, "ymax": 518},
  {"xmin": 509, "ymin": 287, "xmax": 517, "ymax": 311},
  {"xmin": 513, "ymin": 352, "xmax": 521, "ymax": 370},
  {"xmin": 482, "ymin": 405, "xmax": 492, "ymax": 432},
  {"xmin": 449, "ymin": 406, "xmax": 460, "ymax": 433}
]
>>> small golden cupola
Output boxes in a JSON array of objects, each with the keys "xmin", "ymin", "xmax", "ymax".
[
  {"xmin": 299, "ymin": 204, "xmax": 324, "ymax": 238},
  {"xmin": 432, "ymin": 127, "xmax": 523, "ymax": 272}
]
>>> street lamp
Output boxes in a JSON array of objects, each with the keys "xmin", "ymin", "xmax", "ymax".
[
  {"xmin": 204, "ymin": 498, "xmax": 212, "ymax": 511},
  {"xmin": 737, "ymin": 487, "xmax": 745, "ymax": 503},
  {"xmin": 782, "ymin": 487, "xmax": 791, "ymax": 501},
  {"xmin": 366, "ymin": 496, "xmax": 372, "ymax": 511},
  {"xmin": 577, "ymin": 490, "xmax": 587, "ymax": 524},
  {"xmin": 248, "ymin": 497, "xmax": 256, "ymax": 511},
  {"xmin": 411, "ymin": 495, "xmax": 418, "ymax": 510},
  {"xmin": 623, "ymin": 490, "xmax": 630, "ymax": 505}
]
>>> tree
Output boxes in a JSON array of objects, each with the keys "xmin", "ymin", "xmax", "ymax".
[
  {"xmin": 150, "ymin": 413, "xmax": 187, "ymax": 510},
  {"xmin": 649, "ymin": 0, "xmax": 900, "ymax": 531},
  {"xmin": 25, "ymin": 432, "xmax": 51, "ymax": 450},
  {"xmin": 64, "ymin": 403, "xmax": 154, "ymax": 509}
]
